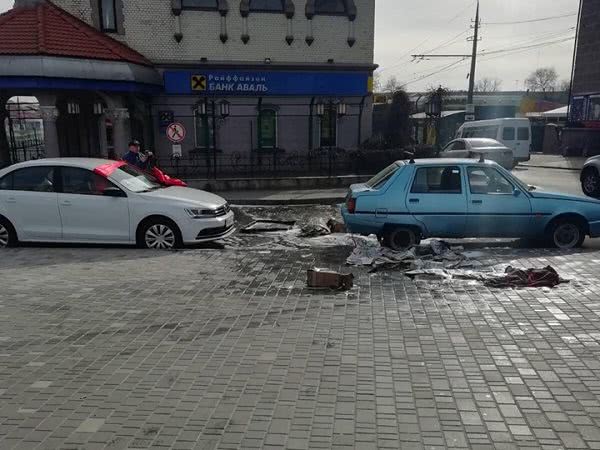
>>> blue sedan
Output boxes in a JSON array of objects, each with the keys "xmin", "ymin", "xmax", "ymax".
[{"xmin": 342, "ymin": 159, "xmax": 600, "ymax": 250}]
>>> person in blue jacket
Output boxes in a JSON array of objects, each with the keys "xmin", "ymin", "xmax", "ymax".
[{"xmin": 122, "ymin": 140, "xmax": 152, "ymax": 170}]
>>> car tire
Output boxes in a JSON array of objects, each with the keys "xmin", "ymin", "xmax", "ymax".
[
  {"xmin": 581, "ymin": 167, "xmax": 600, "ymax": 198},
  {"xmin": 0, "ymin": 218, "xmax": 17, "ymax": 248},
  {"xmin": 138, "ymin": 218, "xmax": 182, "ymax": 250},
  {"xmin": 548, "ymin": 219, "xmax": 586, "ymax": 250},
  {"xmin": 383, "ymin": 227, "xmax": 420, "ymax": 251}
]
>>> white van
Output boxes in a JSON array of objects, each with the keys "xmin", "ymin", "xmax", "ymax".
[{"xmin": 456, "ymin": 118, "xmax": 531, "ymax": 162}]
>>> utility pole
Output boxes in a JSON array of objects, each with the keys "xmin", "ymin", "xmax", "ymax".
[{"xmin": 467, "ymin": 0, "xmax": 480, "ymax": 105}]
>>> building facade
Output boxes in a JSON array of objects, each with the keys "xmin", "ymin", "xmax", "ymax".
[
  {"xmin": 570, "ymin": 0, "xmax": 600, "ymax": 124},
  {"xmin": 1, "ymin": 0, "xmax": 376, "ymax": 170}
]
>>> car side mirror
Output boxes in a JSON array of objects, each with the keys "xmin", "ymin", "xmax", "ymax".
[
  {"xmin": 103, "ymin": 187, "xmax": 126, "ymax": 198},
  {"xmin": 513, "ymin": 188, "xmax": 521, "ymax": 197}
]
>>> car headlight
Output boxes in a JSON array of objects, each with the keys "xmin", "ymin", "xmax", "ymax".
[{"xmin": 185, "ymin": 208, "xmax": 216, "ymax": 218}]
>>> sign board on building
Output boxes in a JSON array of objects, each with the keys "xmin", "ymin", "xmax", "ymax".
[
  {"xmin": 166, "ymin": 122, "xmax": 186, "ymax": 143},
  {"xmin": 465, "ymin": 114, "xmax": 476, "ymax": 122},
  {"xmin": 159, "ymin": 111, "xmax": 174, "ymax": 128},
  {"xmin": 172, "ymin": 144, "xmax": 182, "ymax": 158},
  {"xmin": 164, "ymin": 70, "xmax": 370, "ymax": 96}
]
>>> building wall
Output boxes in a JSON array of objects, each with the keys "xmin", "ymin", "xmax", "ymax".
[
  {"xmin": 51, "ymin": 0, "xmax": 375, "ymax": 66},
  {"xmin": 150, "ymin": 95, "xmax": 372, "ymax": 157},
  {"xmin": 573, "ymin": 0, "xmax": 600, "ymax": 95}
]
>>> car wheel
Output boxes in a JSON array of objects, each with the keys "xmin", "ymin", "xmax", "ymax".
[
  {"xmin": 0, "ymin": 218, "xmax": 17, "ymax": 248},
  {"xmin": 549, "ymin": 219, "xmax": 586, "ymax": 249},
  {"xmin": 139, "ymin": 219, "xmax": 182, "ymax": 250},
  {"xmin": 383, "ymin": 227, "xmax": 420, "ymax": 251},
  {"xmin": 581, "ymin": 168, "xmax": 600, "ymax": 198}
]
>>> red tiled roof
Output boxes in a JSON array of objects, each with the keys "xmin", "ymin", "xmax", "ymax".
[{"xmin": 0, "ymin": 0, "xmax": 152, "ymax": 66}]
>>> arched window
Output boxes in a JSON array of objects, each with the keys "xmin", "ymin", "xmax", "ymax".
[
  {"xmin": 250, "ymin": 0, "xmax": 285, "ymax": 12},
  {"xmin": 99, "ymin": 0, "xmax": 117, "ymax": 32},
  {"xmin": 320, "ymin": 105, "xmax": 337, "ymax": 147},
  {"xmin": 314, "ymin": 0, "xmax": 347, "ymax": 15},
  {"xmin": 258, "ymin": 109, "xmax": 278, "ymax": 148},
  {"xmin": 194, "ymin": 106, "xmax": 214, "ymax": 149}
]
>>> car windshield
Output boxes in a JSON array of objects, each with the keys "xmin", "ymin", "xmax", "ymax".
[
  {"xmin": 366, "ymin": 162, "xmax": 401, "ymax": 189},
  {"xmin": 110, "ymin": 165, "xmax": 162, "ymax": 193}
]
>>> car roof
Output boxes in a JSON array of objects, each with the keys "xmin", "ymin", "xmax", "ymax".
[
  {"xmin": 0, "ymin": 158, "xmax": 113, "ymax": 174},
  {"xmin": 460, "ymin": 138, "xmax": 503, "ymax": 145},
  {"xmin": 399, "ymin": 158, "xmax": 501, "ymax": 166}
]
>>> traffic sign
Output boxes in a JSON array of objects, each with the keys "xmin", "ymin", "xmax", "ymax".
[
  {"xmin": 465, "ymin": 114, "xmax": 476, "ymax": 122},
  {"xmin": 166, "ymin": 122, "xmax": 186, "ymax": 143}
]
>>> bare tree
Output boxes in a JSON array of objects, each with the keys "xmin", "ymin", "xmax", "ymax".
[
  {"xmin": 474, "ymin": 77, "xmax": 502, "ymax": 92},
  {"xmin": 525, "ymin": 67, "xmax": 559, "ymax": 92},
  {"xmin": 558, "ymin": 79, "xmax": 571, "ymax": 92},
  {"xmin": 384, "ymin": 76, "xmax": 403, "ymax": 94},
  {"xmin": 372, "ymin": 73, "xmax": 382, "ymax": 93}
]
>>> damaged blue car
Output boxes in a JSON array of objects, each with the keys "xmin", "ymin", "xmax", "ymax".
[{"xmin": 341, "ymin": 159, "xmax": 600, "ymax": 250}]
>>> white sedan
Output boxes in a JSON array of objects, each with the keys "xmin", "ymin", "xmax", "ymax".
[
  {"xmin": 0, "ymin": 158, "xmax": 235, "ymax": 249},
  {"xmin": 439, "ymin": 138, "xmax": 515, "ymax": 170}
]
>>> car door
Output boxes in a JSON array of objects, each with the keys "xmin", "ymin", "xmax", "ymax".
[
  {"xmin": 0, "ymin": 166, "xmax": 62, "ymax": 241},
  {"xmin": 406, "ymin": 165, "xmax": 467, "ymax": 237},
  {"xmin": 465, "ymin": 166, "xmax": 532, "ymax": 237},
  {"xmin": 58, "ymin": 166, "xmax": 131, "ymax": 242}
]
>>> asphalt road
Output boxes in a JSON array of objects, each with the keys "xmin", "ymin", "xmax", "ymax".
[{"xmin": 512, "ymin": 166, "xmax": 583, "ymax": 196}]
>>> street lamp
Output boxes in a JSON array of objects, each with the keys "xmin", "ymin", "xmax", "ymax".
[
  {"xmin": 93, "ymin": 102, "xmax": 104, "ymax": 115},
  {"xmin": 67, "ymin": 102, "xmax": 80, "ymax": 115},
  {"xmin": 316, "ymin": 102, "xmax": 325, "ymax": 117},
  {"xmin": 219, "ymin": 100, "xmax": 230, "ymax": 118},
  {"xmin": 196, "ymin": 101, "xmax": 207, "ymax": 116}
]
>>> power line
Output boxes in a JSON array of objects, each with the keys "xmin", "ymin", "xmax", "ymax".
[
  {"xmin": 403, "ymin": 59, "xmax": 469, "ymax": 86},
  {"xmin": 480, "ymin": 36, "xmax": 575, "ymax": 57},
  {"xmin": 377, "ymin": 0, "xmax": 476, "ymax": 73},
  {"xmin": 484, "ymin": 13, "xmax": 576, "ymax": 25}
]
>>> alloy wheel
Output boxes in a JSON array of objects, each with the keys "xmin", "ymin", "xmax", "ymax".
[
  {"xmin": 0, "ymin": 224, "xmax": 9, "ymax": 248},
  {"xmin": 144, "ymin": 224, "xmax": 176, "ymax": 250},
  {"xmin": 583, "ymin": 173, "xmax": 598, "ymax": 195},
  {"xmin": 553, "ymin": 223, "xmax": 580, "ymax": 249}
]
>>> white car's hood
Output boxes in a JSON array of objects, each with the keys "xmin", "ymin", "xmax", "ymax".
[{"xmin": 139, "ymin": 186, "xmax": 227, "ymax": 208}]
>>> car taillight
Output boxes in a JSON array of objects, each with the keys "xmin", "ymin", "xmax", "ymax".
[{"xmin": 347, "ymin": 197, "xmax": 356, "ymax": 214}]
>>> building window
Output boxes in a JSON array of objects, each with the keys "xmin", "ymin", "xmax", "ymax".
[
  {"xmin": 182, "ymin": 0, "xmax": 218, "ymax": 10},
  {"xmin": 588, "ymin": 96, "xmax": 600, "ymax": 121},
  {"xmin": 320, "ymin": 105, "xmax": 337, "ymax": 147},
  {"xmin": 314, "ymin": 0, "xmax": 348, "ymax": 15},
  {"xmin": 99, "ymin": 0, "xmax": 117, "ymax": 32},
  {"xmin": 259, "ymin": 109, "xmax": 278, "ymax": 148},
  {"xmin": 194, "ymin": 108, "xmax": 214, "ymax": 148},
  {"xmin": 250, "ymin": 0, "xmax": 285, "ymax": 12}
]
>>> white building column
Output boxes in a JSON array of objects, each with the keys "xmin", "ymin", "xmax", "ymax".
[
  {"xmin": 106, "ymin": 108, "xmax": 130, "ymax": 157},
  {"xmin": 39, "ymin": 106, "xmax": 60, "ymax": 158}
]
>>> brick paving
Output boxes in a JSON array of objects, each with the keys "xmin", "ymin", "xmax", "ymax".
[{"xmin": 1, "ymin": 239, "xmax": 600, "ymax": 449}]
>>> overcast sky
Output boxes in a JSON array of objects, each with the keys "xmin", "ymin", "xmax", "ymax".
[{"xmin": 0, "ymin": 0, "xmax": 580, "ymax": 92}]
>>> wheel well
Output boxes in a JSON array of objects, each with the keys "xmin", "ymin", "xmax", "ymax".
[
  {"xmin": 545, "ymin": 213, "xmax": 589, "ymax": 235},
  {"xmin": 136, "ymin": 215, "xmax": 182, "ymax": 244},
  {"xmin": 581, "ymin": 166, "xmax": 598, "ymax": 181},
  {"xmin": 382, "ymin": 223, "xmax": 423, "ymax": 238},
  {"xmin": 0, "ymin": 214, "xmax": 18, "ymax": 240}
]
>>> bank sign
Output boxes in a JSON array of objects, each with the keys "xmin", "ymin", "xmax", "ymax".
[{"xmin": 163, "ymin": 70, "xmax": 370, "ymax": 96}]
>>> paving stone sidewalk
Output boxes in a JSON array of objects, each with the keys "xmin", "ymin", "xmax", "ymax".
[{"xmin": 1, "ymin": 242, "xmax": 600, "ymax": 449}]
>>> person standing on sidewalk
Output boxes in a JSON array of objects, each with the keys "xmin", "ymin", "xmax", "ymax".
[{"xmin": 122, "ymin": 140, "xmax": 152, "ymax": 170}]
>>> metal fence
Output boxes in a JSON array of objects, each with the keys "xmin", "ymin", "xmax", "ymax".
[
  {"xmin": 157, "ymin": 148, "xmax": 411, "ymax": 179},
  {"xmin": 9, "ymin": 138, "xmax": 46, "ymax": 163}
]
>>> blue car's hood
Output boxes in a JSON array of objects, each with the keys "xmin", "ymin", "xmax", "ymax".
[{"xmin": 530, "ymin": 189, "xmax": 600, "ymax": 204}]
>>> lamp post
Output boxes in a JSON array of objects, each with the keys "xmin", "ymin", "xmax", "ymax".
[
  {"xmin": 426, "ymin": 88, "xmax": 443, "ymax": 152},
  {"xmin": 208, "ymin": 99, "xmax": 230, "ymax": 179}
]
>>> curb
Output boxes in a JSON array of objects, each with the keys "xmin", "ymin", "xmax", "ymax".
[
  {"xmin": 519, "ymin": 164, "xmax": 582, "ymax": 172},
  {"xmin": 229, "ymin": 196, "xmax": 345, "ymax": 206}
]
